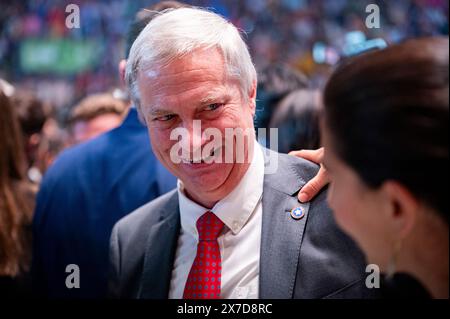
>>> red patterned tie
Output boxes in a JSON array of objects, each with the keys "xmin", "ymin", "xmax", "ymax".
[{"xmin": 183, "ymin": 211, "xmax": 225, "ymax": 299}]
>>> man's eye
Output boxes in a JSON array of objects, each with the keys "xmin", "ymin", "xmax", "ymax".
[
  {"xmin": 155, "ymin": 114, "xmax": 175, "ymax": 122},
  {"xmin": 205, "ymin": 103, "xmax": 223, "ymax": 111}
]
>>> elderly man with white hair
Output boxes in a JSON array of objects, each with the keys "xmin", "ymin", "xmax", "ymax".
[{"xmin": 108, "ymin": 7, "xmax": 376, "ymax": 299}]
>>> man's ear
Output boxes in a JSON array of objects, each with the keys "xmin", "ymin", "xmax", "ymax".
[
  {"xmin": 381, "ymin": 180, "xmax": 419, "ymax": 239},
  {"xmin": 248, "ymin": 79, "xmax": 257, "ymax": 116},
  {"xmin": 118, "ymin": 59, "xmax": 127, "ymax": 87}
]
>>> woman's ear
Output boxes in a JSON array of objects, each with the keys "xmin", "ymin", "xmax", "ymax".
[{"xmin": 381, "ymin": 180, "xmax": 419, "ymax": 239}]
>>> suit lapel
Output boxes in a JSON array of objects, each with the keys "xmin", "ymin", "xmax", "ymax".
[
  {"xmin": 259, "ymin": 149, "xmax": 311, "ymax": 298},
  {"xmin": 138, "ymin": 192, "xmax": 180, "ymax": 299}
]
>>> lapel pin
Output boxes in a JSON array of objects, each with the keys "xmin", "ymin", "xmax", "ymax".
[{"xmin": 290, "ymin": 207, "xmax": 305, "ymax": 220}]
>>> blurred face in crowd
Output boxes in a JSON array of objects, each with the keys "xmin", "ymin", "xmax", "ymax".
[
  {"xmin": 72, "ymin": 113, "xmax": 123, "ymax": 144},
  {"xmin": 138, "ymin": 48, "xmax": 256, "ymax": 208},
  {"xmin": 321, "ymin": 121, "xmax": 399, "ymax": 270}
]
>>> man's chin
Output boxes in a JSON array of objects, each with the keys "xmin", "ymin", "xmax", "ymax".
[
  {"xmin": 178, "ymin": 160, "xmax": 233, "ymax": 176},
  {"xmin": 180, "ymin": 170, "xmax": 229, "ymax": 194}
]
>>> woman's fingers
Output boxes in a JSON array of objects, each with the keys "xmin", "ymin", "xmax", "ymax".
[
  {"xmin": 288, "ymin": 147, "xmax": 324, "ymax": 163},
  {"xmin": 297, "ymin": 165, "xmax": 329, "ymax": 202},
  {"xmin": 289, "ymin": 148, "xmax": 329, "ymax": 202}
]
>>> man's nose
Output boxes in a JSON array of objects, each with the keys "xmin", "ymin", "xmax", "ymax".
[{"xmin": 182, "ymin": 120, "xmax": 207, "ymax": 154}]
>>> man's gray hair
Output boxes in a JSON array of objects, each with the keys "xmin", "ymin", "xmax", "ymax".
[{"xmin": 125, "ymin": 7, "xmax": 257, "ymax": 118}]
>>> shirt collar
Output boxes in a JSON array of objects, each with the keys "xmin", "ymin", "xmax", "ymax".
[{"xmin": 178, "ymin": 141, "xmax": 265, "ymax": 239}]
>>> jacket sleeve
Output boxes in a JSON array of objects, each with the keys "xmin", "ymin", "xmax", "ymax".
[{"xmin": 108, "ymin": 223, "xmax": 121, "ymax": 298}]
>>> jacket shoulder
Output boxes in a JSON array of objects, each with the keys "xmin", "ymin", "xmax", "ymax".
[
  {"xmin": 263, "ymin": 148, "xmax": 320, "ymax": 195},
  {"xmin": 278, "ymin": 151, "xmax": 320, "ymax": 180},
  {"xmin": 113, "ymin": 189, "xmax": 178, "ymax": 240},
  {"xmin": 108, "ymin": 189, "xmax": 178, "ymax": 297}
]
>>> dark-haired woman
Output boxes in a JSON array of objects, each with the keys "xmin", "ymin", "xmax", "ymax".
[
  {"xmin": 0, "ymin": 91, "xmax": 36, "ymax": 296},
  {"xmin": 320, "ymin": 37, "xmax": 448, "ymax": 298}
]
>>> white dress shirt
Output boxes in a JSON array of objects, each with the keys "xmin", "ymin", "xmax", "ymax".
[{"xmin": 168, "ymin": 141, "xmax": 264, "ymax": 299}]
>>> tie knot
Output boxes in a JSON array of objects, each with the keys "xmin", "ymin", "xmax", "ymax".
[{"xmin": 196, "ymin": 211, "xmax": 224, "ymax": 241}]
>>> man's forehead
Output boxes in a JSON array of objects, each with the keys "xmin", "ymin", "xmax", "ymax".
[
  {"xmin": 140, "ymin": 65, "xmax": 225, "ymax": 85},
  {"xmin": 139, "ymin": 47, "xmax": 226, "ymax": 81}
]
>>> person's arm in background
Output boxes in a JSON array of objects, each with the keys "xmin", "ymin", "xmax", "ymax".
[{"xmin": 289, "ymin": 148, "xmax": 330, "ymax": 202}]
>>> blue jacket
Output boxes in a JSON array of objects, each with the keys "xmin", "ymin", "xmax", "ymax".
[{"xmin": 32, "ymin": 108, "xmax": 177, "ymax": 298}]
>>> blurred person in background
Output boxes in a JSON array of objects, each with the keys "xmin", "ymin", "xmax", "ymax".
[
  {"xmin": 269, "ymin": 89, "xmax": 321, "ymax": 153},
  {"xmin": 255, "ymin": 63, "xmax": 309, "ymax": 135},
  {"xmin": 11, "ymin": 90, "xmax": 51, "ymax": 186},
  {"xmin": 0, "ymin": 90, "xmax": 36, "ymax": 297},
  {"xmin": 34, "ymin": 116, "xmax": 70, "ymax": 177},
  {"xmin": 32, "ymin": 1, "xmax": 184, "ymax": 299},
  {"xmin": 68, "ymin": 92, "xmax": 127, "ymax": 145}
]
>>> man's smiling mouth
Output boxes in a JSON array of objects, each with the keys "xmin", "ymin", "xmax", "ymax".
[{"xmin": 180, "ymin": 147, "xmax": 221, "ymax": 164}]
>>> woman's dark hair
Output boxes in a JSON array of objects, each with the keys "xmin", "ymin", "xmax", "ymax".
[
  {"xmin": 324, "ymin": 37, "xmax": 449, "ymax": 221},
  {"xmin": 0, "ymin": 91, "xmax": 35, "ymax": 276}
]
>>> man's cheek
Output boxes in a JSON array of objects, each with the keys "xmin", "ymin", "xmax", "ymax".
[
  {"xmin": 149, "ymin": 129, "xmax": 168, "ymax": 146},
  {"xmin": 148, "ymin": 131, "xmax": 171, "ymax": 157}
]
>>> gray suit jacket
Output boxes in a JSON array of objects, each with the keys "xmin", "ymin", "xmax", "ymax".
[{"xmin": 109, "ymin": 150, "xmax": 378, "ymax": 299}]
